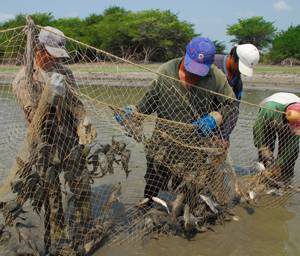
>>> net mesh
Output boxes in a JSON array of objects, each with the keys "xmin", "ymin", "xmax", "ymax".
[{"xmin": 0, "ymin": 21, "xmax": 299, "ymax": 255}]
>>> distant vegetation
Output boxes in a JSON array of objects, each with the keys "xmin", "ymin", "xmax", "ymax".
[{"xmin": 0, "ymin": 8, "xmax": 299, "ymax": 64}]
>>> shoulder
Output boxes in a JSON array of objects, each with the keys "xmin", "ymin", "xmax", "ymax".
[
  {"xmin": 12, "ymin": 67, "xmax": 26, "ymax": 85},
  {"xmin": 261, "ymin": 100, "xmax": 285, "ymax": 112},
  {"xmin": 209, "ymin": 65, "xmax": 234, "ymax": 98},
  {"xmin": 210, "ymin": 64, "xmax": 227, "ymax": 83},
  {"xmin": 53, "ymin": 63, "xmax": 74, "ymax": 77},
  {"xmin": 258, "ymin": 101, "xmax": 285, "ymax": 122},
  {"xmin": 157, "ymin": 58, "xmax": 181, "ymax": 76},
  {"xmin": 214, "ymin": 54, "xmax": 226, "ymax": 71},
  {"xmin": 12, "ymin": 67, "xmax": 27, "ymax": 95},
  {"xmin": 261, "ymin": 92, "xmax": 300, "ymax": 106}
]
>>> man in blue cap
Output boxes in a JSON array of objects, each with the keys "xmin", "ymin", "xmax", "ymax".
[{"xmin": 116, "ymin": 37, "xmax": 235, "ymax": 201}]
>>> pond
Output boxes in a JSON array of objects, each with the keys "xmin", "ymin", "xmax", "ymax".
[{"xmin": 0, "ymin": 85, "xmax": 299, "ymax": 256}]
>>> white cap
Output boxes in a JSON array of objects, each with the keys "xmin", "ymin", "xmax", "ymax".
[
  {"xmin": 38, "ymin": 26, "xmax": 69, "ymax": 58},
  {"xmin": 236, "ymin": 44, "xmax": 260, "ymax": 77}
]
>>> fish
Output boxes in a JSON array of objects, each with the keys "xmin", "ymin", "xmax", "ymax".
[
  {"xmin": 152, "ymin": 197, "xmax": 170, "ymax": 214},
  {"xmin": 137, "ymin": 198, "xmax": 150, "ymax": 207},
  {"xmin": 266, "ymin": 189, "xmax": 283, "ymax": 196},
  {"xmin": 15, "ymin": 222, "xmax": 36, "ymax": 229},
  {"xmin": 144, "ymin": 216, "xmax": 155, "ymax": 230},
  {"xmin": 10, "ymin": 180, "xmax": 23, "ymax": 194},
  {"xmin": 111, "ymin": 136, "xmax": 122, "ymax": 153},
  {"xmin": 197, "ymin": 226, "xmax": 209, "ymax": 233},
  {"xmin": 232, "ymin": 216, "xmax": 240, "ymax": 222},
  {"xmin": 248, "ymin": 191, "xmax": 256, "ymax": 200},
  {"xmin": 255, "ymin": 162, "xmax": 266, "ymax": 172},
  {"xmin": 88, "ymin": 153, "xmax": 100, "ymax": 175},
  {"xmin": 121, "ymin": 148, "xmax": 131, "ymax": 178},
  {"xmin": 171, "ymin": 193, "xmax": 185, "ymax": 220},
  {"xmin": 107, "ymin": 183, "xmax": 122, "ymax": 206},
  {"xmin": 96, "ymin": 144, "xmax": 111, "ymax": 155},
  {"xmin": 199, "ymin": 194, "xmax": 219, "ymax": 214},
  {"xmin": 183, "ymin": 204, "xmax": 192, "ymax": 232},
  {"xmin": 198, "ymin": 226, "xmax": 215, "ymax": 233},
  {"xmin": 117, "ymin": 141, "xmax": 127, "ymax": 153},
  {"xmin": 104, "ymin": 148, "xmax": 115, "ymax": 175},
  {"xmin": 0, "ymin": 201, "xmax": 27, "ymax": 225}
]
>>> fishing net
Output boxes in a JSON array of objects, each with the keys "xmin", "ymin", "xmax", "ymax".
[{"xmin": 0, "ymin": 19, "xmax": 299, "ymax": 255}]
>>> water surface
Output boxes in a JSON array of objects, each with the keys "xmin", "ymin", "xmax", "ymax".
[{"xmin": 0, "ymin": 85, "xmax": 299, "ymax": 256}]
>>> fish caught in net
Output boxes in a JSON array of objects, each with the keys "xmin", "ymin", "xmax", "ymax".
[{"xmin": 0, "ymin": 17, "xmax": 299, "ymax": 255}]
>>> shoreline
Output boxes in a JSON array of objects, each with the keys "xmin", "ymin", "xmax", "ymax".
[{"xmin": 0, "ymin": 71, "xmax": 299, "ymax": 92}]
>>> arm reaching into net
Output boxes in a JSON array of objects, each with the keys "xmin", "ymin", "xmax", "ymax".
[
  {"xmin": 275, "ymin": 127, "xmax": 299, "ymax": 179},
  {"xmin": 210, "ymin": 70, "xmax": 237, "ymax": 141},
  {"xmin": 136, "ymin": 78, "xmax": 160, "ymax": 115},
  {"xmin": 253, "ymin": 102, "xmax": 279, "ymax": 166}
]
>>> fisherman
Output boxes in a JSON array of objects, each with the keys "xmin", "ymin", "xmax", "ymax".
[
  {"xmin": 13, "ymin": 26, "xmax": 85, "ymax": 124},
  {"xmin": 115, "ymin": 37, "xmax": 236, "ymax": 202},
  {"xmin": 214, "ymin": 44, "xmax": 260, "ymax": 140},
  {"xmin": 253, "ymin": 92, "xmax": 300, "ymax": 182},
  {"xmin": 12, "ymin": 26, "xmax": 94, "ymax": 252}
]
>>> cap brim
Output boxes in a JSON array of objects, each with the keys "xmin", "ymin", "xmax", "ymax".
[
  {"xmin": 184, "ymin": 54, "xmax": 210, "ymax": 77},
  {"xmin": 45, "ymin": 45, "xmax": 69, "ymax": 58},
  {"xmin": 238, "ymin": 59, "xmax": 253, "ymax": 77}
]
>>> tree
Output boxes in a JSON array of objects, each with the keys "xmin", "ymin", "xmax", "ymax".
[
  {"xmin": 213, "ymin": 40, "xmax": 226, "ymax": 54},
  {"xmin": 268, "ymin": 25, "xmax": 300, "ymax": 63},
  {"xmin": 227, "ymin": 16, "xmax": 276, "ymax": 49},
  {"xmin": 0, "ymin": 8, "xmax": 197, "ymax": 62},
  {"xmin": 131, "ymin": 10, "xmax": 196, "ymax": 62},
  {"xmin": 0, "ymin": 13, "xmax": 54, "ymax": 28},
  {"xmin": 92, "ymin": 8, "xmax": 196, "ymax": 62}
]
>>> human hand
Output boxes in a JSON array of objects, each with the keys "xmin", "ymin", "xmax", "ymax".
[
  {"xmin": 192, "ymin": 114, "xmax": 217, "ymax": 136},
  {"xmin": 114, "ymin": 105, "xmax": 135, "ymax": 124},
  {"xmin": 258, "ymin": 146, "xmax": 274, "ymax": 168}
]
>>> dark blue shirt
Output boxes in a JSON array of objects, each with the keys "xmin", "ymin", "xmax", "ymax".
[{"xmin": 214, "ymin": 54, "xmax": 242, "ymax": 140}]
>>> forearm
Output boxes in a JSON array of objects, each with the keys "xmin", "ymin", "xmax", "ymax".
[
  {"xmin": 136, "ymin": 79, "xmax": 159, "ymax": 115},
  {"xmin": 253, "ymin": 112, "xmax": 269, "ymax": 149},
  {"xmin": 276, "ymin": 136, "xmax": 299, "ymax": 168},
  {"xmin": 220, "ymin": 101, "xmax": 240, "ymax": 140}
]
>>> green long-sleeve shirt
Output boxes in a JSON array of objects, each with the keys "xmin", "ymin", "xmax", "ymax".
[
  {"xmin": 136, "ymin": 57, "xmax": 235, "ymax": 161},
  {"xmin": 137, "ymin": 58, "xmax": 235, "ymax": 122},
  {"xmin": 253, "ymin": 93, "xmax": 300, "ymax": 170}
]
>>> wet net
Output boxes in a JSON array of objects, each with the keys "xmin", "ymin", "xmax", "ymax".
[{"xmin": 0, "ymin": 19, "xmax": 299, "ymax": 255}]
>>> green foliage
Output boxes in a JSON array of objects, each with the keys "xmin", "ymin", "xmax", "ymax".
[
  {"xmin": 0, "ymin": 8, "xmax": 196, "ymax": 62},
  {"xmin": 130, "ymin": 10, "xmax": 196, "ymax": 62},
  {"xmin": 91, "ymin": 8, "xmax": 196, "ymax": 62},
  {"xmin": 268, "ymin": 25, "xmax": 300, "ymax": 63},
  {"xmin": 227, "ymin": 16, "xmax": 276, "ymax": 49},
  {"xmin": 0, "ymin": 13, "xmax": 55, "ymax": 28},
  {"xmin": 213, "ymin": 40, "xmax": 226, "ymax": 54}
]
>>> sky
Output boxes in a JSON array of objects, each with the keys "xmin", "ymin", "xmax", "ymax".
[{"xmin": 1, "ymin": 0, "xmax": 300, "ymax": 48}]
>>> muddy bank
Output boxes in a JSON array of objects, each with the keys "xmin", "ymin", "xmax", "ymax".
[{"xmin": 0, "ymin": 71, "xmax": 299, "ymax": 92}]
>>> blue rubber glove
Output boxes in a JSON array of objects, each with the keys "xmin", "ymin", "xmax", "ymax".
[
  {"xmin": 114, "ymin": 105, "xmax": 134, "ymax": 124},
  {"xmin": 192, "ymin": 114, "xmax": 217, "ymax": 137}
]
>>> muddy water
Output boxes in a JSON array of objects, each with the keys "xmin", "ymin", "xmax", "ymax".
[{"xmin": 0, "ymin": 86, "xmax": 299, "ymax": 256}]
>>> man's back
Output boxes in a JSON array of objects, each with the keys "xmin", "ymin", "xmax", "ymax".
[{"xmin": 138, "ymin": 57, "xmax": 234, "ymax": 123}]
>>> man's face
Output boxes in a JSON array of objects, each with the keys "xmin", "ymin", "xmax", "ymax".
[{"xmin": 35, "ymin": 48, "xmax": 57, "ymax": 68}]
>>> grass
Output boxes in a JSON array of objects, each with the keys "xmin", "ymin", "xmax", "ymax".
[
  {"xmin": 70, "ymin": 63, "xmax": 160, "ymax": 73},
  {"xmin": 254, "ymin": 65, "xmax": 300, "ymax": 74},
  {"xmin": 0, "ymin": 63, "xmax": 300, "ymax": 75},
  {"xmin": 0, "ymin": 65, "xmax": 20, "ymax": 73}
]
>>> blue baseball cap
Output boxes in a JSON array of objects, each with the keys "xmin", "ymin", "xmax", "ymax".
[{"xmin": 184, "ymin": 37, "xmax": 216, "ymax": 77}]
